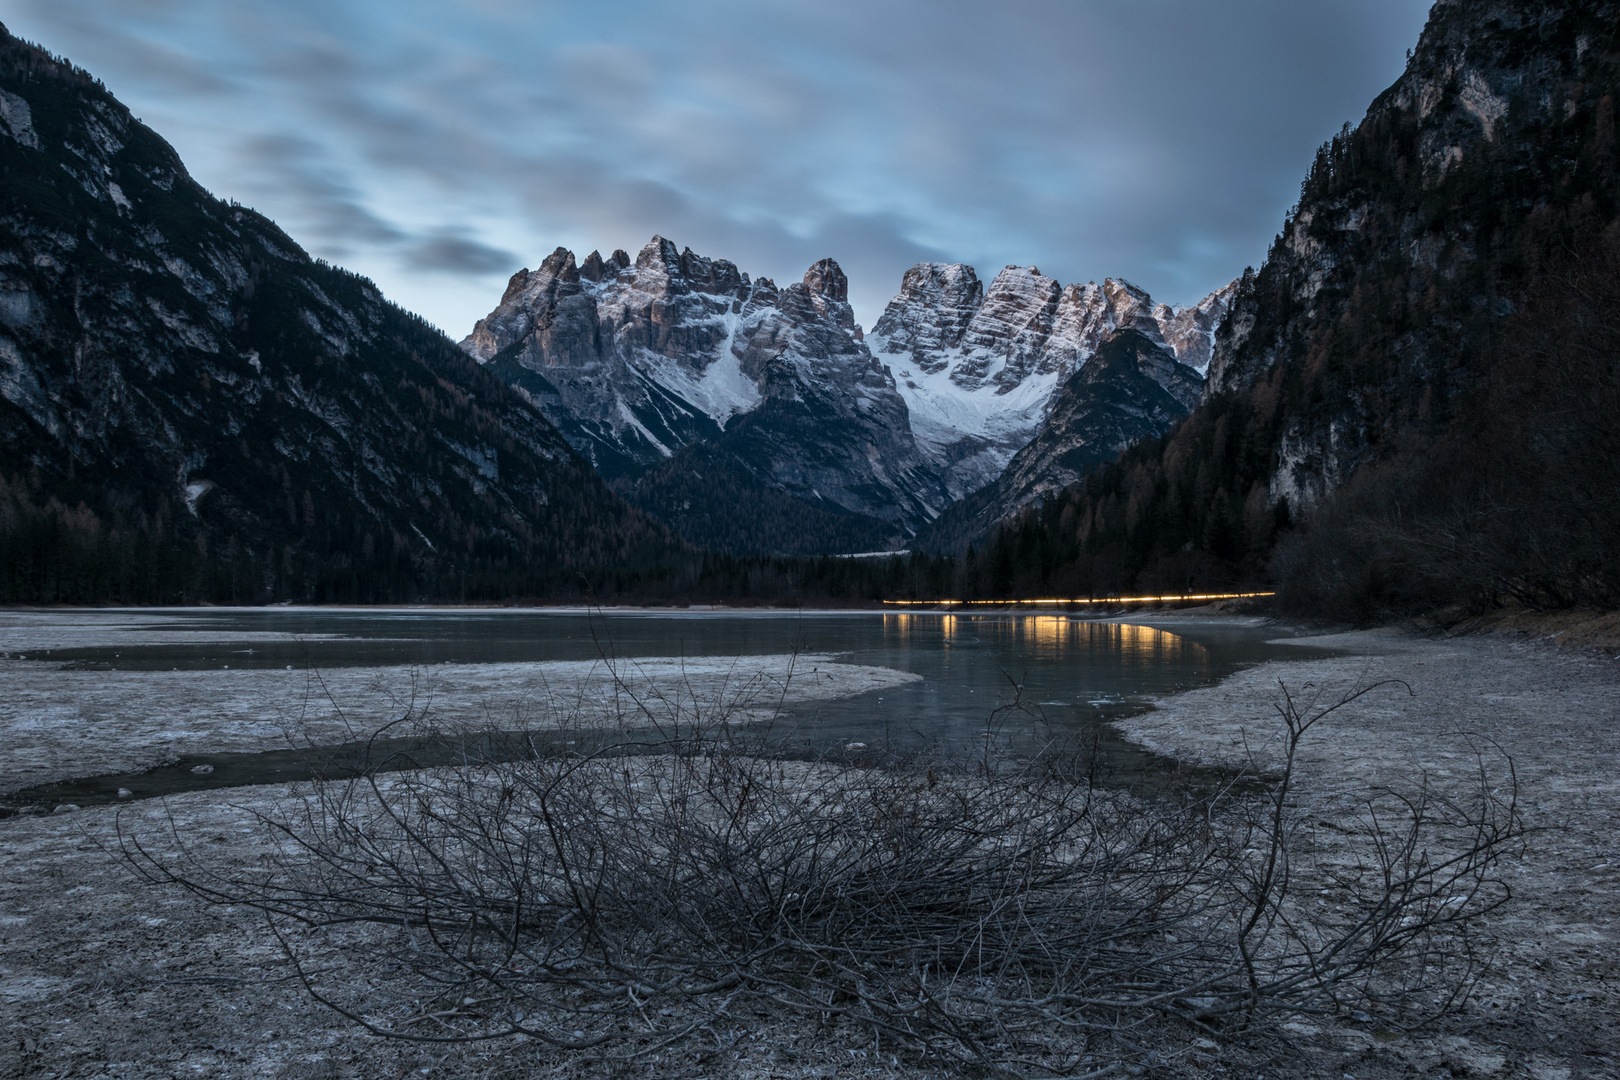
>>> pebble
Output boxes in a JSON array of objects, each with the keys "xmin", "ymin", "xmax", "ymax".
[
  {"xmin": 53, "ymin": 803, "xmax": 79, "ymax": 813},
  {"xmin": 117, "ymin": 788, "xmax": 133, "ymax": 798},
  {"xmin": 190, "ymin": 764, "xmax": 215, "ymax": 775}
]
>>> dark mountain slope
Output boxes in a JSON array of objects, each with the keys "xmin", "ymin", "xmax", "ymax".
[
  {"xmin": 913, "ymin": 330, "xmax": 1202, "ymax": 554},
  {"xmin": 623, "ymin": 444, "xmax": 901, "ymax": 557},
  {"xmin": 463, "ymin": 243, "xmax": 950, "ymax": 555},
  {"xmin": 966, "ymin": 0, "xmax": 1620, "ymax": 609},
  {"xmin": 0, "ymin": 25, "xmax": 674, "ymax": 603}
]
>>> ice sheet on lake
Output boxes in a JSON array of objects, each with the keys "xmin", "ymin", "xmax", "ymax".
[{"xmin": 0, "ymin": 610, "xmax": 362, "ymax": 652}]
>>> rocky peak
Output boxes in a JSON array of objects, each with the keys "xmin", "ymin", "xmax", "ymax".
[
  {"xmin": 678, "ymin": 246, "xmax": 747, "ymax": 298},
  {"xmin": 1154, "ymin": 277, "xmax": 1238, "ymax": 375},
  {"xmin": 871, "ymin": 265, "xmax": 1211, "ymax": 395},
  {"xmin": 794, "ymin": 258, "xmax": 856, "ymax": 332},
  {"xmin": 744, "ymin": 276, "xmax": 779, "ymax": 314},
  {"xmin": 633, "ymin": 235, "xmax": 686, "ymax": 296},
  {"xmin": 460, "ymin": 235, "xmax": 904, "ymax": 466},
  {"xmin": 868, "ymin": 261, "xmax": 1236, "ymax": 500},
  {"xmin": 579, "ymin": 248, "xmax": 632, "ymax": 284},
  {"xmin": 540, "ymin": 246, "xmax": 580, "ymax": 283},
  {"xmin": 1102, "ymin": 278, "xmax": 1157, "ymax": 327},
  {"xmin": 465, "ymin": 248, "xmax": 586, "ymax": 361},
  {"xmin": 955, "ymin": 265, "xmax": 1064, "ymax": 391},
  {"xmin": 499, "ymin": 267, "xmax": 532, "ymax": 305},
  {"xmin": 456, "ymin": 234, "xmax": 946, "ymax": 546},
  {"xmin": 803, "ymin": 258, "xmax": 848, "ymax": 303},
  {"xmin": 869, "ymin": 262, "xmax": 983, "ymax": 370}
]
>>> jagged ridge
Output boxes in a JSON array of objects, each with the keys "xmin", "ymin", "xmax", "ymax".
[
  {"xmin": 465, "ymin": 237, "xmax": 1236, "ymax": 555},
  {"xmin": 462, "ymin": 238, "xmax": 949, "ymax": 553},
  {"xmin": 869, "ymin": 264, "xmax": 1235, "ymax": 500}
]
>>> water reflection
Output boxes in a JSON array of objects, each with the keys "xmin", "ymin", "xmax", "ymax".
[
  {"xmin": 884, "ymin": 613, "xmax": 1207, "ymax": 668},
  {"xmin": 3, "ymin": 609, "xmax": 1334, "ymax": 811}
]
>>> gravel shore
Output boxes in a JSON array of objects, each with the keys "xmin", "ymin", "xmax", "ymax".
[{"xmin": 1115, "ymin": 623, "xmax": 1620, "ymax": 1080}]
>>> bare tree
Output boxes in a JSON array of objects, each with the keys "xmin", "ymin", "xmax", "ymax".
[{"xmin": 121, "ymin": 677, "xmax": 1522, "ymax": 1077}]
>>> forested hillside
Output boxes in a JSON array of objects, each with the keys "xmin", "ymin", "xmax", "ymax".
[
  {"xmin": 966, "ymin": 0, "xmax": 1620, "ymax": 617},
  {"xmin": 0, "ymin": 25, "xmax": 680, "ymax": 604}
]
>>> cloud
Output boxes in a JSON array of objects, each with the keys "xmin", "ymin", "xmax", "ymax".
[
  {"xmin": 2, "ymin": 0, "xmax": 1435, "ymax": 332},
  {"xmin": 231, "ymin": 133, "xmax": 405, "ymax": 257},
  {"xmin": 406, "ymin": 231, "xmax": 519, "ymax": 275}
]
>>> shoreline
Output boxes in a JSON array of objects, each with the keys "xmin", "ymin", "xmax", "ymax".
[
  {"xmin": 0, "ymin": 599, "xmax": 1276, "ymax": 616},
  {"xmin": 1111, "ymin": 625, "xmax": 1620, "ymax": 1079}
]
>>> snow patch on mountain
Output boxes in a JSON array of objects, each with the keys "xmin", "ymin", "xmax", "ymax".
[
  {"xmin": 625, "ymin": 311, "xmax": 761, "ymax": 429},
  {"xmin": 870, "ymin": 265, "xmax": 1236, "ymax": 498}
]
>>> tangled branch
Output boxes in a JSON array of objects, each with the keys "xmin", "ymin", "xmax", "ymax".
[{"xmin": 121, "ymin": 677, "xmax": 1522, "ymax": 1076}]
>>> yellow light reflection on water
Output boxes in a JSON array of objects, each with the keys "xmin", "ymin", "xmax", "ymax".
[
  {"xmin": 1004, "ymin": 615, "xmax": 1190, "ymax": 660},
  {"xmin": 885, "ymin": 612, "xmax": 1207, "ymax": 667},
  {"xmin": 882, "ymin": 591, "xmax": 1273, "ymax": 607},
  {"xmin": 1080, "ymin": 620, "xmax": 1208, "ymax": 667}
]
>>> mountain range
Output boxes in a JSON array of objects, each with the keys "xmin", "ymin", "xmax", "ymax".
[
  {"xmin": 461, "ymin": 237, "xmax": 1233, "ymax": 554},
  {"xmin": 5, "ymin": 0, "xmax": 1610, "ymax": 611}
]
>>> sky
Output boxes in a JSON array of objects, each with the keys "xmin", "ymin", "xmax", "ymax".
[{"xmin": 2, "ymin": 0, "xmax": 1433, "ymax": 336}]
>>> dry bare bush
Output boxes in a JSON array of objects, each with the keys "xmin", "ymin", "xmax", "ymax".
[{"xmin": 122, "ymin": 677, "xmax": 1523, "ymax": 1077}]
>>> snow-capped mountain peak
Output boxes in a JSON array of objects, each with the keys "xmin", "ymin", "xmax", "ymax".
[
  {"xmin": 458, "ymin": 238, "xmax": 944, "ymax": 550},
  {"xmin": 460, "ymin": 236, "xmax": 1234, "ymax": 553},
  {"xmin": 869, "ymin": 265, "xmax": 1235, "ymax": 498}
]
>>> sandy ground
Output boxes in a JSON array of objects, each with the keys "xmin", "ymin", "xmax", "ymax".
[
  {"xmin": 1115, "ymin": 625, "xmax": 1620, "ymax": 1079},
  {"xmin": 2, "ymin": 620, "xmax": 1618, "ymax": 1077}
]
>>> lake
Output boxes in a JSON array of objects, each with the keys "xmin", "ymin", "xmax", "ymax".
[{"xmin": 0, "ymin": 608, "xmax": 1331, "ymax": 811}]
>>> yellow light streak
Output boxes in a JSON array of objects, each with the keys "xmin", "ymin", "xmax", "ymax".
[{"xmin": 881, "ymin": 591, "xmax": 1275, "ymax": 607}]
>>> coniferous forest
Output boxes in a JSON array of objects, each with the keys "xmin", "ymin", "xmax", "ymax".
[{"xmin": 957, "ymin": 6, "xmax": 1620, "ymax": 622}]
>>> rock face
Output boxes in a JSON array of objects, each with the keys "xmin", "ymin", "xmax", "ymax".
[
  {"xmin": 912, "ymin": 330, "xmax": 1205, "ymax": 553},
  {"xmin": 0, "ymin": 24, "xmax": 669, "ymax": 602},
  {"xmin": 1204, "ymin": 0, "xmax": 1620, "ymax": 512},
  {"xmin": 463, "ymin": 239, "xmax": 948, "ymax": 553},
  {"xmin": 943, "ymin": 0, "xmax": 1620, "ymax": 591},
  {"xmin": 1154, "ymin": 281, "xmax": 1238, "ymax": 377},
  {"xmin": 869, "ymin": 266, "xmax": 1235, "ymax": 500},
  {"xmin": 464, "ymin": 240, "xmax": 739, "ymax": 479}
]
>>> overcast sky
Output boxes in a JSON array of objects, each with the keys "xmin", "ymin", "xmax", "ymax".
[{"xmin": 3, "ymin": 0, "xmax": 1433, "ymax": 335}]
